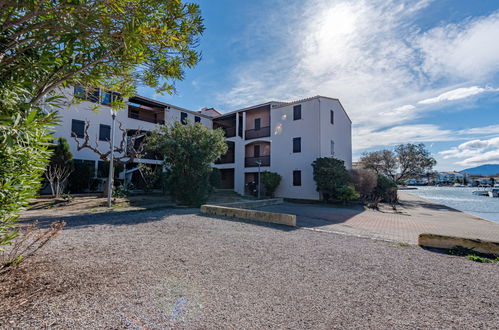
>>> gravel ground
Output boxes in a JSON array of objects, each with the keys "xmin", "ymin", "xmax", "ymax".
[{"xmin": 1, "ymin": 209, "xmax": 498, "ymax": 329}]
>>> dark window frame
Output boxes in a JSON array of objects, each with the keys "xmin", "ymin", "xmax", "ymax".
[
  {"xmin": 292, "ymin": 137, "xmax": 301, "ymax": 153},
  {"xmin": 99, "ymin": 124, "xmax": 111, "ymax": 141},
  {"xmin": 293, "ymin": 105, "xmax": 302, "ymax": 120},
  {"xmin": 293, "ymin": 170, "xmax": 302, "ymax": 186},
  {"xmin": 194, "ymin": 116, "xmax": 201, "ymax": 123},
  {"xmin": 180, "ymin": 112, "xmax": 188, "ymax": 125},
  {"xmin": 254, "ymin": 144, "xmax": 261, "ymax": 157},
  {"xmin": 254, "ymin": 118, "xmax": 261, "ymax": 130},
  {"xmin": 330, "ymin": 110, "xmax": 334, "ymax": 125},
  {"xmin": 71, "ymin": 119, "xmax": 85, "ymax": 139}
]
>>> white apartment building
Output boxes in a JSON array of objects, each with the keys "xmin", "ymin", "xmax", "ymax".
[
  {"xmin": 211, "ymin": 96, "xmax": 352, "ymax": 200},
  {"xmin": 53, "ymin": 88, "xmax": 352, "ymax": 200}
]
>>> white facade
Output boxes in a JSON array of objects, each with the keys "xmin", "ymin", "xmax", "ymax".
[
  {"xmin": 213, "ymin": 96, "xmax": 352, "ymax": 201},
  {"xmin": 52, "ymin": 89, "xmax": 352, "ymax": 200},
  {"xmin": 51, "ymin": 87, "xmax": 212, "ymax": 182}
]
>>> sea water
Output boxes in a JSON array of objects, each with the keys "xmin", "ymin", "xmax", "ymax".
[{"xmin": 406, "ymin": 186, "xmax": 499, "ymax": 223}]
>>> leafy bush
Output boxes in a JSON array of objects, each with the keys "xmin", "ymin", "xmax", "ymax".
[
  {"xmin": 45, "ymin": 138, "xmax": 73, "ymax": 197},
  {"xmin": 146, "ymin": 122, "xmax": 227, "ymax": 206},
  {"xmin": 350, "ymin": 169, "xmax": 378, "ymax": 200},
  {"xmin": 312, "ymin": 157, "xmax": 357, "ymax": 202},
  {"xmin": 209, "ymin": 168, "xmax": 221, "ymax": 189},
  {"xmin": 68, "ymin": 160, "xmax": 95, "ymax": 193},
  {"xmin": 261, "ymin": 171, "xmax": 282, "ymax": 197},
  {"xmin": 372, "ymin": 175, "xmax": 398, "ymax": 203},
  {"xmin": 0, "ymin": 110, "xmax": 56, "ymax": 251},
  {"xmin": 138, "ymin": 163, "xmax": 161, "ymax": 193}
]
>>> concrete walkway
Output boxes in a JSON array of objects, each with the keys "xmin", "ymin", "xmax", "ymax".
[{"xmin": 255, "ymin": 192, "xmax": 499, "ymax": 244}]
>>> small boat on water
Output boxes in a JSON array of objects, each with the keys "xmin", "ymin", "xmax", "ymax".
[
  {"xmin": 473, "ymin": 190, "xmax": 489, "ymax": 196},
  {"xmin": 488, "ymin": 188, "xmax": 499, "ymax": 198}
]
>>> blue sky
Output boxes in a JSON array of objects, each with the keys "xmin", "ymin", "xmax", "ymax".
[{"xmin": 137, "ymin": 0, "xmax": 499, "ymax": 171}]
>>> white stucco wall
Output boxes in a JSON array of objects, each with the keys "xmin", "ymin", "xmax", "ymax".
[
  {"xmin": 318, "ymin": 98, "xmax": 352, "ymax": 169},
  {"xmin": 270, "ymin": 99, "xmax": 321, "ymax": 200}
]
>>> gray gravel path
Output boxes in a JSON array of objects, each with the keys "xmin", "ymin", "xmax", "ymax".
[{"xmin": 1, "ymin": 209, "xmax": 498, "ymax": 329}]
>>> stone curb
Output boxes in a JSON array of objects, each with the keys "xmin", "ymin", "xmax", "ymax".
[
  {"xmin": 418, "ymin": 233, "xmax": 499, "ymax": 256},
  {"xmin": 216, "ymin": 198, "xmax": 283, "ymax": 209},
  {"xmin": 200, "ymin": 204, "xmax": 296, "ymax": 227}
]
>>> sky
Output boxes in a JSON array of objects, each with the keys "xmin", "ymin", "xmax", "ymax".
[{"xmin": 137, "ymin": 0, "xmax": 499, "ymax": 171}]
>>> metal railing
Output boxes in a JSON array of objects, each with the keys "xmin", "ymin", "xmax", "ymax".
[
  {"xmin": 215, "ymin": 152, "xmax": 235, "ymax": 164},
  {"xmin": 245, "ymin": 126, "xmax": 270, "ymax": 140},
  {"xmin": 245, "ymin": 155, "xmax": 270, "ymax": 167}
]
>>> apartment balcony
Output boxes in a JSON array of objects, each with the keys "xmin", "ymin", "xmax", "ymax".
[
  {"xmin": 245, "ymin": 126, "xmax": 270, "ymax": 140},
  {"xmin": 215, "ymin": 141, "xmax": 235, "ymax": 164},
  {"xmin": 128, "ymin": 105, "xmax": 165, "ymax": 125},
  {"xmin": 221, "ymin": 126, "xmax": 236, "ymax": 138},
  {"xmin": 245, "ymin": 155, "xmax": 270, "ymax": 167},
  {"xmin": 215, "ymin": 152, "xmax": 235, "ymax": 164}
]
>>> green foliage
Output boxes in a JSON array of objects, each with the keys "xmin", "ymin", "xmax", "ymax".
[
  {"xmin": 138, "ymin": 163, "xmax": 161, "ymax": 193},
  {"xmin": 209, "ymin": 168, "xmax": 221, "ymax": 189},
  {"xmin": 335, "ymin": 184, "xmax": 360, "ymax": 203},
  {"xmin": 261, "ymin": 171, "xmax": 282, "ymax": 197},
  {"xmin": 0, "ymin": 110, "xmax": 55, "ymax": 250},
  {"xmin": 0, "ymin": 1, "xmax": 205, "ymax": 109},
  {"xmin": 68, "ymin": 160, "xmax": 95, "ymax": 193},
  {"xmin": 48, "ymin": 138, "xmax": 73, "ymax": 167},
  {"xmin": 312, "ymin": 157, "xmax": 357, "ymax": 202},
  {"xmin": 372, "ymin": 175, "xmax": 398, "ymax": 203},
  {"xmin": 146, "ymin": 122, "xmax": 227, "ymax": 206},
  {"xmin": 45, "ymin": 137, "xmax": 74, "ymax": 197}
]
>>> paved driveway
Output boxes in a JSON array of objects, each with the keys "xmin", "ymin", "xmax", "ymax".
[{"xmin": 255, "ymin": 192, "xmax": 499, "ymax": 244}]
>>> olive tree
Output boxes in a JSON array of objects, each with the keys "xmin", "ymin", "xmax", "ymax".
[
  {"xmin": 146, "ymin": 123, "xmax": 227, "ymax": 206},
  {"xmin": 360, "ymin": 143, "xmax": 436, "ymax": 184}
]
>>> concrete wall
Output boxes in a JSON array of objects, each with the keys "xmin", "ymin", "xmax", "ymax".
[
  {"xmin": 318, "ymin": 98, "xmax": 352, "ymax": 169},
  {"xmin": 270, "ymin": 99, "xmax": 321, "ymax": 200}
]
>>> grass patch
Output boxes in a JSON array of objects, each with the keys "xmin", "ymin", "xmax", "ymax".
[{"xmin": 448, "ymin": 246, "xmax": 499, "ymax": 264}]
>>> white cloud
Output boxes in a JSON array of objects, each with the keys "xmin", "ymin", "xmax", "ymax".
[
  {"xmin": 460, "ymin": 124, "xmax": 499, "ymax": 135},
  {"xmin": 418, "ymin": 86, "xmax": 498, "ymax": 105},
  {"xmin": 439, "ymin": 136, "xmax": 499, "ymax": 167},
  {"xmin": 417, "ymin": 12, "xmax": 499, "ymax": 80},
  {"xmin": 354, "ymin": 124, "xmax": 455, "ymax": 150}
]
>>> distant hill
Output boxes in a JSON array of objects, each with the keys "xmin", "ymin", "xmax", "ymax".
[{"xmin": 460, "ymin": 164, "xmax": 499, "ymax": 176}]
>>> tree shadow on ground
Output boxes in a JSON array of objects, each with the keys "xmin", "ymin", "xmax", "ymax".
[{"xmin": 399, "ymin": 199, "xmax": 461, "ymax": 213}]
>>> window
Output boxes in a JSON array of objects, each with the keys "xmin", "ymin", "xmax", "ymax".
[
  {"xmin": 87, "ymin": 88, "xmax": 100, "ymax": 103},
  {"xmin": 180, "ymin": 112, "xmax": 188, "ymax": 125},
  {"xmin": 330, "ymin": 140, "xmax": 335, "ymax": 156},
  {"xmin": 254, "ymin": 145, "xmax": 260, "ymax": 157},
  {"xmin": 194, "ymin": 116, "xmax": 201, "ymax": 123},
  {"xmin": 74, "ymin": 85, "xmax": 86, "ymax": 100},
  {"xmin": 97, "ymin": 161, "xmax": 108, "ymax": 178},
  {"xmin": 99, "ymin": 124, "xmax": 111, "ymax": 141},
  {"xmin": 238, "ymin": 115, "xmax": 243, "ymax": 137},
  {"xmin": 254, "ymin": 118, "xmax": 261, "ymax": 130},
  {"xmin": 293, "ymin": 170, "xmax": 301, "ymax": 186},
  {"xmin": 71, "ymin": 119, "xmax": 85, "ymax": 138},
  {"xmin": 330, "ymin": 110, "xmax": 334, "ymax": 124},
  {"xmin": 293, "ymin": 104, "xmax": 302, "ymax": 120},
  {"xmin": 293, "ymin": 137, "xmax": 301, "ymax": 153}
]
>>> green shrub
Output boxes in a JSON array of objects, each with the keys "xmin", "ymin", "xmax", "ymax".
[
  {"xmin": 209, "ymin": 168, "xmax": 221, "ymax": 189},
  {"xmin": 68, "ymin": 160, "xmax": 95, "ymax": 193},
  {"xmin": 261, "ymin": 171, "xmax": 282, "ymax": 197},
  {"xmin": 0, "ymin": 110, "xmax": 55, "ymax": 251},
  {"xmin": 373, "ymin": 175, "xmax": 398, "ymax": 203},
  {"xmin": 146, "ymin": 122, "xmax": 227, "ymax": 206},
  {"xmin": 312, "ymin": 157, "xmax": 357, "ymax": 202}
]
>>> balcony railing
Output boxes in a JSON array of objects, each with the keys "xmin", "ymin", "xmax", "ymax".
[
  {"xmin": 222, "ymin": 126, "xmax": 236, "ymax": 138},
  {"xmin": 215, "ymin": 152, "xmax": 235, "ymax": 164},
  {"xmin": 128, "ymin": 105, "xmax": 165, "ymax": 124},
  {"xmin": 245, "ymin": 126, "xmax": 270, "ymax": 140},
  {"xmin": 245, "ymin": 155, "xmax": 270, "ymax": 167}
]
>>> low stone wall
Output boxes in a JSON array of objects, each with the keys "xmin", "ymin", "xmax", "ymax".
[
  {"xmin": 418, "ymin": 233, "xmax": 499, "ymax": 256},
  {"xmin": 217, "ymin": 198, "xmax": 283, "ymax": 209},
  {"xmin": 200, "ymin": 204, "xmax": 296, "ymax": 227}
]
